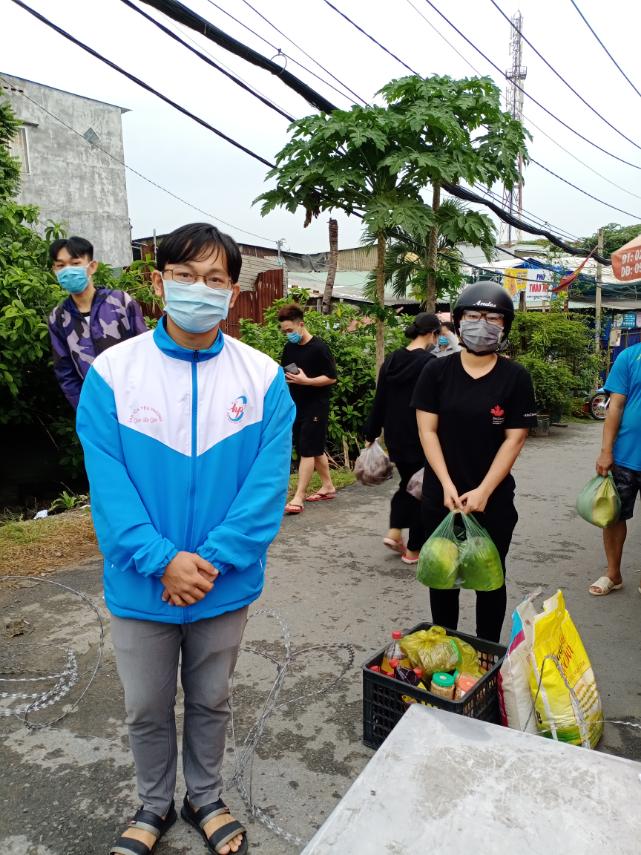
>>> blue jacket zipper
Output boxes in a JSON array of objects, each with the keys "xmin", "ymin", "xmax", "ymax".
[{"xmin": 184, "ymin": 349, "xmax": 199, "ymax": 623}]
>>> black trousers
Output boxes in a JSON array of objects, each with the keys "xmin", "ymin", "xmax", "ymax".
[
  {"xmin": 390, "ymin": 460, "xmax": 425, "ymax": 552},
  {"xmin": 421, "ymin": 494, "xmax": 518, "ymax": 643}
]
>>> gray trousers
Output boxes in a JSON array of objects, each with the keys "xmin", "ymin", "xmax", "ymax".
[{"xmin": 110, "ymin": 607, "xmax": 248, "ymax": 816}]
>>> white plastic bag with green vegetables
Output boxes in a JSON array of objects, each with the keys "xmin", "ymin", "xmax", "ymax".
[{"xmin": 576, "ymin": 473, "xmax": 621, "ymax": 528}]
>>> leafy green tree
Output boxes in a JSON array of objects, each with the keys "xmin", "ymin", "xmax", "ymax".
[
  {"xmin": 363, "ymin": 198, "xmax": 494, "ymax": 305},
  {"xmin": 256, "ymin": 99, "xmax": 434, "ymax": 369},
  {"xmin": 579, "ymin": 222, "xmax": 641, "ymax": 258},
  {"xmin": 0, "ymin": 100, "xmax": 20, "ymax": 200},
  {"xmin": 257, "ymin": 74, "xmax": 527, "ymax": 366},
  {"xmin": 378, "ymin": 75, "xmax": 528, "ymax": 310}
]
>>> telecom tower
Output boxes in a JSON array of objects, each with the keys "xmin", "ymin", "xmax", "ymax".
[{"xmin": 501, "ymin": 12, "xmax": 527, "ymax": 245}]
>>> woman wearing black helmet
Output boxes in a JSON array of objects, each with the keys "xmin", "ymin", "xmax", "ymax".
[
  {"xmin": 364, "ymin": 313, "xmax": 441, "ymax": 564},
  {"xmin": 411, "ymin": 280, "xmax": 537, "ymax": 642}
]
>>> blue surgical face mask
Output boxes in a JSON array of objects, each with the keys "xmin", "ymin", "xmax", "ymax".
[
  {"xmin": 286, "ymin": 331, "xmax": 303, "ymax": 344},
  {"xmin": 438, "ymin": 336, "xmax": 449, "ymax": 346},
  {"xmin": 163, "ymin": 279, "xmax": 232, "ymax": 334},
  {"xmin": 56, "ymin": 265, "xmax": 89, "ymax": 294}
]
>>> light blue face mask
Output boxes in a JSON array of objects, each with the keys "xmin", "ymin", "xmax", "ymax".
[
  {"xmin": 163, "ymin": 279, "xmax": 232, "ymax": 334},
  {"xmin": 286, "ymin": 331, "xmax": 303, "ymax": 344},
  {"xmin": 438, "ymin": 336, "xmax": 449, "ymax": 347},
  {"xmin": 56, "ymin": 265, "xmax": 89, "ymax": 294}
]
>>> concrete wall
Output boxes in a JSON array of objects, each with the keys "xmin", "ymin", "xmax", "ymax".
[{"xmin": 1, "ymin": 74, "xmax": 131, "ymax": 267}]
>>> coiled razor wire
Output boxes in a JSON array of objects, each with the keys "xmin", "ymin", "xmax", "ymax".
[
  {"xmin": 228, "ymin": 608, "xmax": 356, "ymax": 848},
  {"xmin": 0, "ymin": 581, "xmax": 355, "ymax": 847},
  {"xmin": 0, "ymin": 576, "xmax": 104, "ymax": 730},
  {"xmin": 2, "ymin": 579, "xmax": 640, "ymax": 847}
]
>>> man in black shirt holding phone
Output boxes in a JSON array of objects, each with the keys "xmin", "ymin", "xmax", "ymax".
[{"xmin": 278, "ymin": 304, "xmax": 337, "ymax": 514}]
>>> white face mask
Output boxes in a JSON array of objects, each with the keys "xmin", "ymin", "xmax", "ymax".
[
  {"xmin": 163, "ymin": 280, "xmax": 232, "ymax": 333},
  {"xmin": 459, "ymin": 319, "xmax": 504, "ymax": 354}
]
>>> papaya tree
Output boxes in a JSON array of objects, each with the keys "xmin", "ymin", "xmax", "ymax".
[
  {"xmin": 256, "ymin": 74, "xmax": 528, "ymax": 367},
  {"xmin": 256, "ymin": 102, "xmax": 434, "ymax": 369}
]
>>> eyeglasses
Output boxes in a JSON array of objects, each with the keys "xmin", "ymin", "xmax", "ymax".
[
  {"xmin": 461, "ymin": 310, "xmax": 505, "ymax": 326},
  {"xmin": 163, "ymin": 267, "xmax": 232, "ymax": 289}
]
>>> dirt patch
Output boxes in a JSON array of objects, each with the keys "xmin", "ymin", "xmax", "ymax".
[{"xmin": 0, "ymin": 508, "xmax": 98, "ymax": 576}]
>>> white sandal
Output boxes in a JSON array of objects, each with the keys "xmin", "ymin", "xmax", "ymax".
[{"xmin": 589, "ymin": 575, "xmax": 623, "ymax": 596}]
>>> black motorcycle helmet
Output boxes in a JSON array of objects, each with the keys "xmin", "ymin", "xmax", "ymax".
[{"xmin": 453, "ymin": 278, "xmax": 515, "ymax": 337}]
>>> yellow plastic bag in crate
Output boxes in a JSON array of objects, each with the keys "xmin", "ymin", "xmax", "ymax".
[{"xmin": 528, "ymin": 590, "xmax": 603, "ymax": 748}]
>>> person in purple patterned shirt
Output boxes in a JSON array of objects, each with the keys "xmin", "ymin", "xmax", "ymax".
[{"xmin": 48, "ymin": 236, "xmax": 148, "ymax": 409}]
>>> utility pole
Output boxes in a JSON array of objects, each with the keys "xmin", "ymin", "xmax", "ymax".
[
  {"xmin": 595, "ymin": 227, "xmax": 604, "ymax": 352},
  {"xmin": 501, "ymin": 12, "xmax": 527, "ymax": 246},
  {"xmin": 276, "ymin": 238, "xmax": 286, "ymax": 266}
]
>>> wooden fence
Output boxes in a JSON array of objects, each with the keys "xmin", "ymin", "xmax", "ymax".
[
  {"xmin": 220, "ymin": 268, "xmax": 284, "ymax": 338},
  {"xmin": 141, "ymin": 268, "xmax": 284, "ymax": 339}
]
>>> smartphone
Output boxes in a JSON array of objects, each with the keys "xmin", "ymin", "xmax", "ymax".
[{"xmin": 284, "ymin": 363, "xmax": 300, "ymax": 375}]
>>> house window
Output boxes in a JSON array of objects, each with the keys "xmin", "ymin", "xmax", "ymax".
[{"xmin": 9, "ymin": 126, "xmax": 30, "ymax": 174}]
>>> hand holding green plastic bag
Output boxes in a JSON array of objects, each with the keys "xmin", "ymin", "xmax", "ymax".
[
  {"xmin": 576, "ymin": 473, "xmax": 621, "ymax": 528},
  {"xmin": 417, "ymin": 511, "xmax": 504, "ymax": 592}
]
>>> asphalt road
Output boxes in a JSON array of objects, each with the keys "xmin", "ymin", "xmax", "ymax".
[{"xmin": 1, "ymin": 421, "xmax": 639, "ymax": 854}]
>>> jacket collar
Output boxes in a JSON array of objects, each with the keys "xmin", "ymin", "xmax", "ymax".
[
  {"xmin": 63, "ymin": 287, "xmax": 107, "ymax": 317},
  {"xmin": 153, "ymin": 316, "xmax": 225, "ymax": 362}
]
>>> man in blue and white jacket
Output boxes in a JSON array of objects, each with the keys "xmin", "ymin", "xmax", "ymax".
[{"xmin": 77, "ymin": 223, "xmax": 294, "ymax": 855}]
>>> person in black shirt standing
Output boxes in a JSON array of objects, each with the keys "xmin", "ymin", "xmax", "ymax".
[
  {"xmin": 411, "ymin": 280, "xmax": 537, "ymax": 642},
  {"xmin": 364, "ymin": 313, "xmax": 441, "ymax": 564},
  {"xmin": 279, "ymin": 304, "xmax": 337, "ymax": 514}
]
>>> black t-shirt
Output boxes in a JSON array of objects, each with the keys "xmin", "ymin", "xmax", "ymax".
[
  {"xmin": 281, "ymin": 336, "xmax": 337, "ymax": 411},
  {"xmin": 411, "ymin": 353, "xmax": 537, "ymax": 499}
]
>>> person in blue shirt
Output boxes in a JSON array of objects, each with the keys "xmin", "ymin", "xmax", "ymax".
[
  {"xmin": 591, "ymin": 342, "xmax": 641, "ymax": 596},
  {"xmin": 77, "ymin": 223, "xmax": 295, "ymax": 855}
]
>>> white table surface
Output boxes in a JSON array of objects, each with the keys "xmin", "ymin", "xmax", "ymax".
[{"xmin": 302, "ymin": 705, "xmax": 641, "ymax": 854}]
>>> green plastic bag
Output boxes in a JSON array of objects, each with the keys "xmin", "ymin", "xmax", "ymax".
[
  {"xmin": 417, "ymin": 511, "xmax": 504, "ymax": 592},
  {"xmin": 416, "ymin": 513, "xmax": 462, "ymax": 589},
  {"xmin": 576, "ymin": 474, "xmax": 621, "ymax": 528}
]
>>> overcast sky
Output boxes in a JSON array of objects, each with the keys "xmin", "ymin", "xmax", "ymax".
[{"xmin": 2, "ymin": 0, "xmax": 640, "ymax": 253}]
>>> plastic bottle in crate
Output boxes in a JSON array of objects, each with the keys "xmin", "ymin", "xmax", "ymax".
[
  {"xmin": 394, "ymin": 664, "xmax": 426, "ymax": 688},
  {"xmin": 381, "ymin": 631, "xmax": 410, "ymax": 674}
]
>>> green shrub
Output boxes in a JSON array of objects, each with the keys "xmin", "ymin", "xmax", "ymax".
[
  {"xmin": 240, "ymin": 291, "xmax": 406, "ymax": 456},
  {"xmin": 509, "ymin": 311, "xmax": 602, "ymax": 415}
]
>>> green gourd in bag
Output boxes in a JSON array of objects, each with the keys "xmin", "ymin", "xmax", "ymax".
[
  {"xmin": 576, "ymin": 474, "xmax": 621, "ymax": 528},
  {"xmin": 417, "ymin": 511, "xmax": 504, "ymax": 592}
]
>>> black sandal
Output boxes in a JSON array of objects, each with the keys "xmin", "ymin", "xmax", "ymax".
[
  {"xmin": 110, "ymin": 801, "xmax": 177, "ymax": 854},
  {"xmin": 181, "ymin": 794, "xmax": 248, "ymax": 854}
]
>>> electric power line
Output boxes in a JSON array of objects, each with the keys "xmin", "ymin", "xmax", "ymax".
[
  {"xmin": 569, "ymin": 0, "xmax": 641, "ymax": 102},
  {"xmin": 402, "ymin": 0, "xmax": 641, "ymax": 204},
  {"xmin": 171, "ymin": 20, "xmax": 297, "ymax": 120},
  {"xmin": 489, "ymin": 0, "xmax": 641, "ymax": 153},
  {"xmin": 323, "ymin": 0, "xmax": 632, "ymax": 238},
  {"xmin": 321, "ymin": 0, "xmax": 418, "ymax": 75},
  {"xmin": 473, "ymin": 183, "xmax": 582, "ymax": 243},
  {"xmin": 138, "ymin": 0, "xmax": 335, "ymax": 113},
  {"xmin": 0, "ymin": 74, "xmax": 279, "ymax": 243},
  {"xmin": 120, "ymin": 0, "xmax": 295, "ymax": 122},
  {"xmin": 236, "ymin": 0, "xmax": 367, "ymax": 105},
  {"xmin": 11, "ymin": 0, "xmax": 275, "ymax": 169},
  {"xmin": 202, "ymin": 0, "xmax": 363, "ymax": 107},
  {"xmin": 9, "ymin": 0, "xmax": 611, "ymax": 263},
  {"xmin": 529, "ymin": 158, "xmax": 641, "ymax": 220},
  {"xmin": 421, "ymin": 0, "xmax": 641, "ymax": 171}
]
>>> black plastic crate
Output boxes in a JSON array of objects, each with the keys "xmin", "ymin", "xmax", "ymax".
[{"xmin": 363, "ymin": 622, "xmax": 506, "ymax": 749}]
